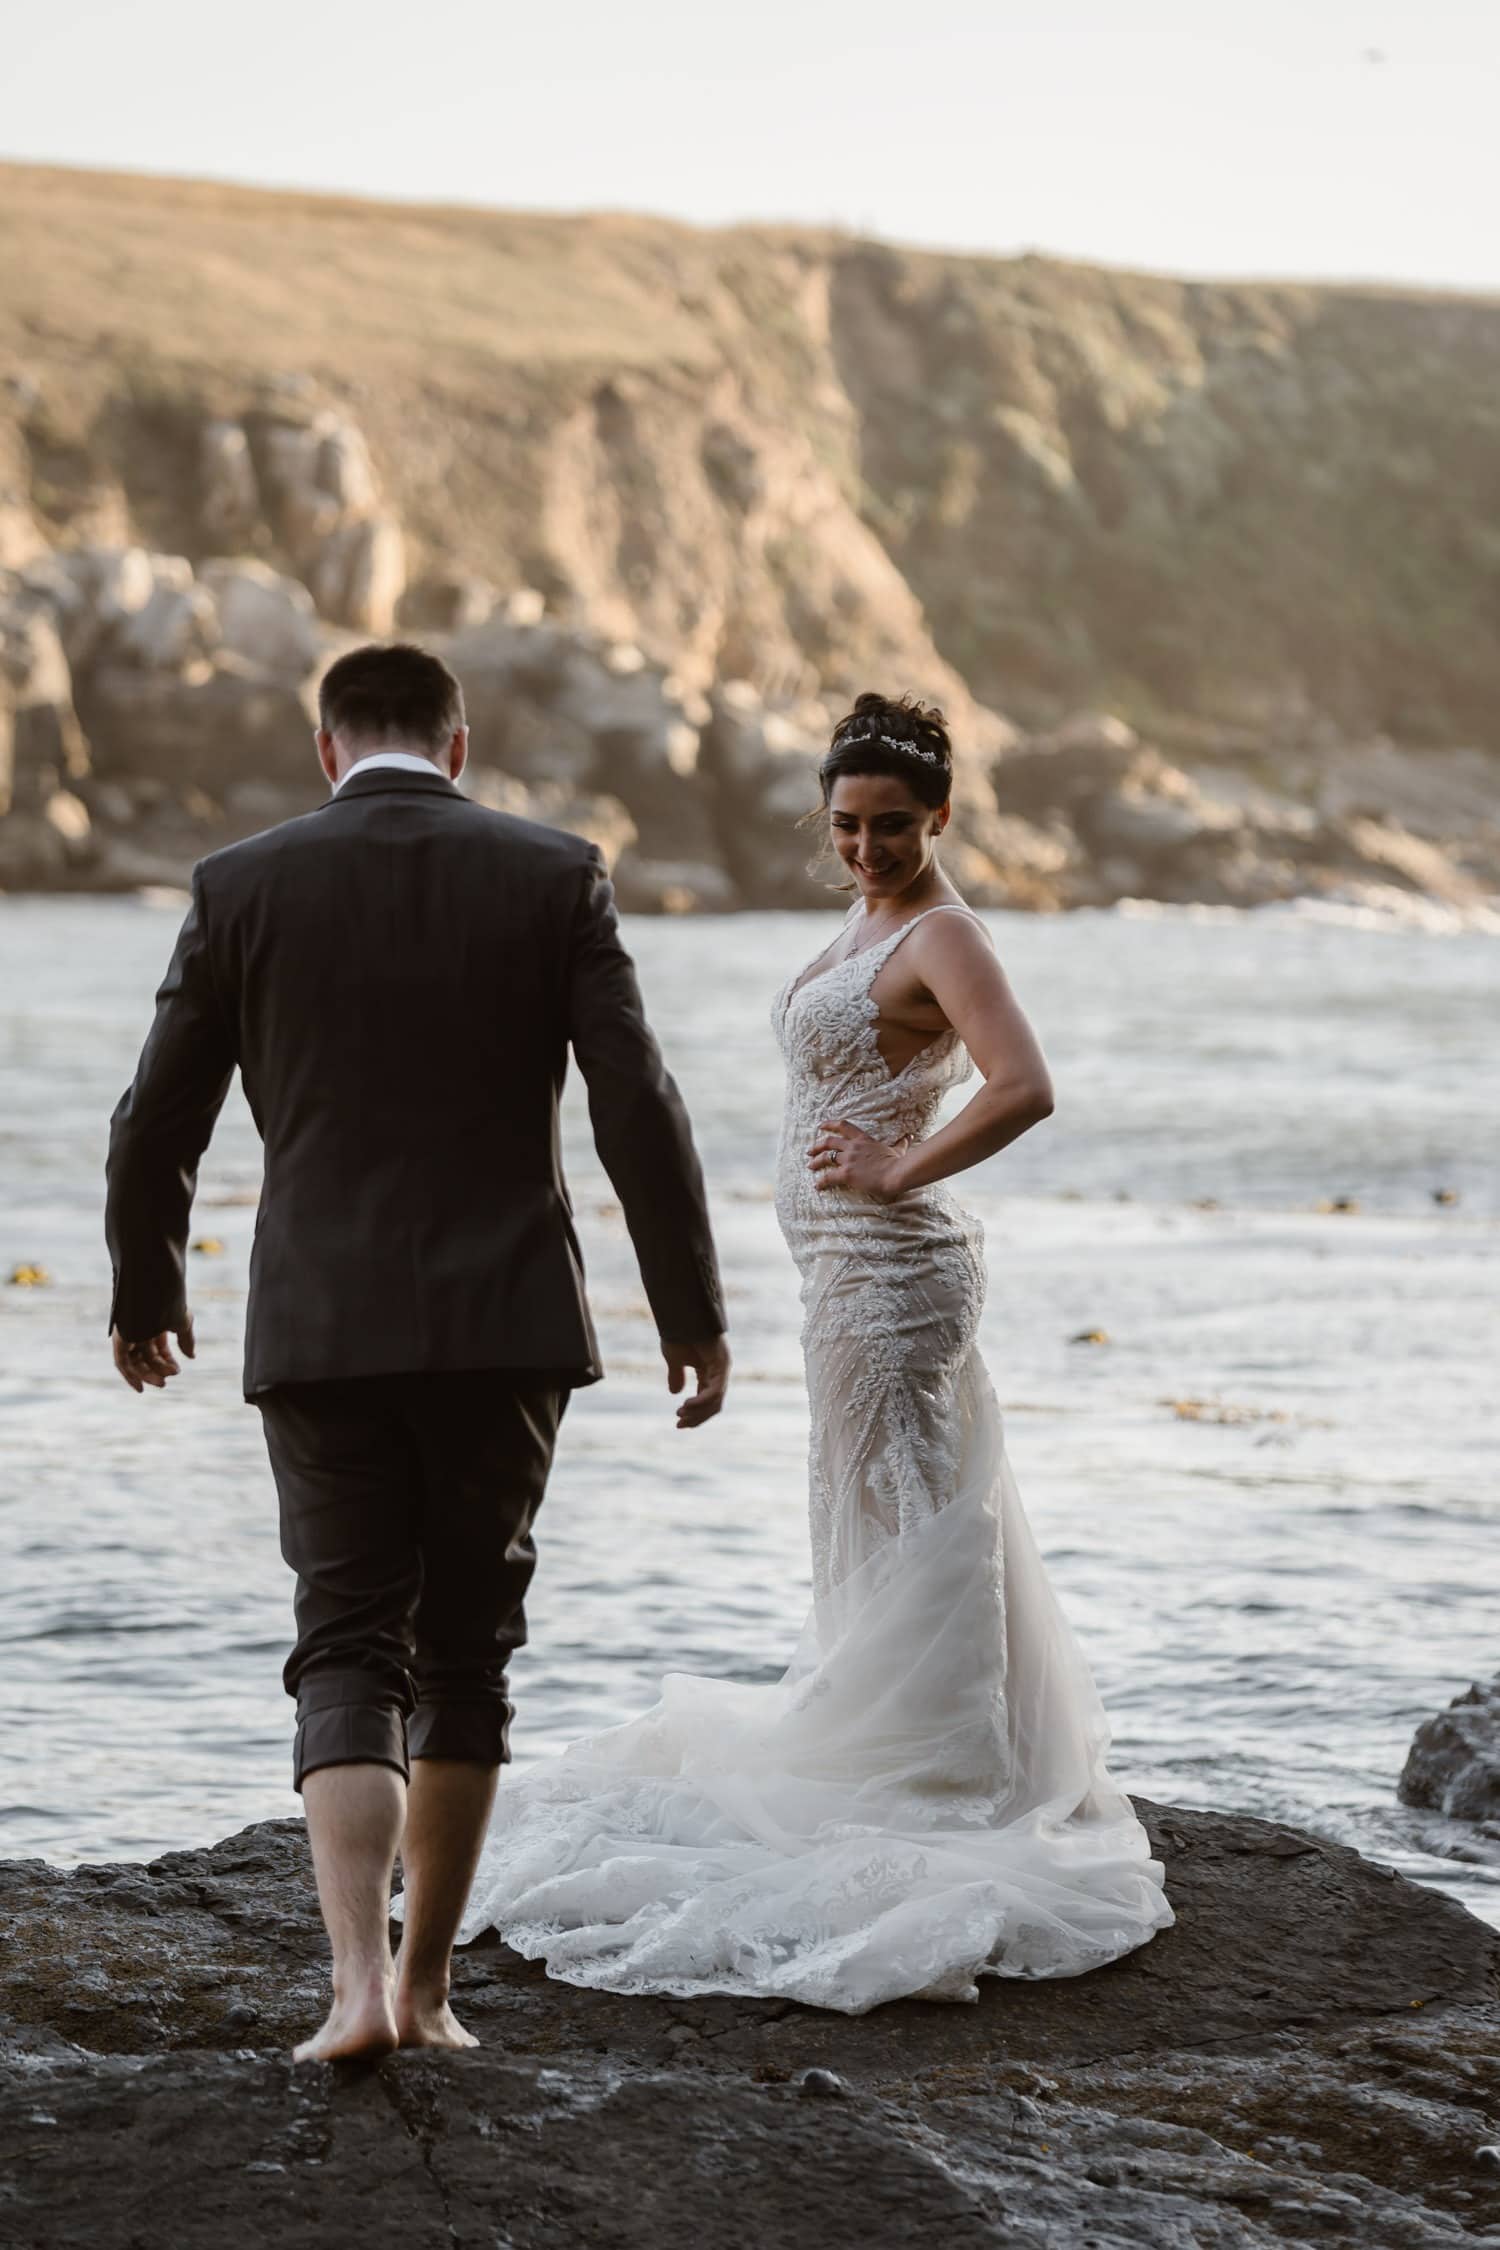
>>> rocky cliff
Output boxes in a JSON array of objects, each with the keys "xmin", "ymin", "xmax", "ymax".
[
  {"xmin": 3, "ymin": 160, "xmax": 1498, "ymax": 915},
  {"xmin": 3, "ymin": 1803, "xmax": 1499, "ymax": 2246}
]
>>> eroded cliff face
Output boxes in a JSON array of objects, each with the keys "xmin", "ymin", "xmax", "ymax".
[
  {"xmin": 0, "ymin": 167, "xmax": 981, "ymax": 721},
  {"xmin": 828, "ymin": 250, "xmax": 1500, "ymax": 744},
  {"xmin": 1, "ymin": 161, "xmax": 1497, "ymax": 914}
]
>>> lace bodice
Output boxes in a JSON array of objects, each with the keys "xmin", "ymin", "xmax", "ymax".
[
  {"xmin": 771, "ymin": 905, "xmax": 977, "ymax": 1245},
  {"xmin": 768, "ymin": 905, "xmax": 992, "ymax": 1615}
]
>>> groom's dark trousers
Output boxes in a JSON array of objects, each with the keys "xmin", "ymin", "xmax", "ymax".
[
  {"xmin": 260, "ymin": 1370, "xmax": 566, "ymax": 1785},
  {"xmin": 104, "ymin": 761, "xmax": 725, "ymax": 1789}
]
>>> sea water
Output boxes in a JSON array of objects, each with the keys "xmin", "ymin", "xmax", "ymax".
[{"xmin": 0, "ymin": 896, "xmax": 1495, "ymax": 1929}]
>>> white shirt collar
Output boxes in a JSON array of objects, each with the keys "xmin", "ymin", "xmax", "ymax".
[{"xmin": 332, "ymin": 750, "xmax": 449, "ymax": 794}]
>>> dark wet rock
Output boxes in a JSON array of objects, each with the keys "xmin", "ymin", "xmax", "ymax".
[
  {"xmin": 2, "ymin": 1802, "xmax": 1497, "ymax": 2245},
  {"xmin": 1401, "ymin": 1677, "xmax": 1500, "ymax": 1824}
]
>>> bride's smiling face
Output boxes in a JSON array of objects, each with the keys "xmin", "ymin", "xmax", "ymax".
[{"xmin": 826, "ymin": 773, "xmax": 950, "ymax": 900}]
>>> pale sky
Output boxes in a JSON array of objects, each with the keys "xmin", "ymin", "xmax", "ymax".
[{"xmin": 4, "ymin": 0, "xmax": 1497, "ymax": 291}]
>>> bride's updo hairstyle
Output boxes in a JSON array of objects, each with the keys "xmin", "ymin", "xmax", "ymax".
[{"xmin": 819, "ymin": 692, "xmax": 953, "ymax": 810}]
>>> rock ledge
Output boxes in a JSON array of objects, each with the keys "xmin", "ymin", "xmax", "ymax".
[{"xmin": 2, "ymin": 1802, "xmax": 1498, "ymax": 2247}]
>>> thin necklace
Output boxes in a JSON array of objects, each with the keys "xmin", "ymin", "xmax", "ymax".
[{"xmin": 845, "ymin": 895, "xmax": 938, "ymax": 957}]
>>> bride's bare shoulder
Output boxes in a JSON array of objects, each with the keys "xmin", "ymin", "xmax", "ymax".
[
  {"xmin": 915, "ymin": 900, "xmax": 997, "ymax": 952},
  {"xmin": 902, "ymin": 904, "xmax": 1005, "ymax": 993}
]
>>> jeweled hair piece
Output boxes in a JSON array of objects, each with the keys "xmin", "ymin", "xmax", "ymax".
[{"xmin": 828, "ymin": 722, "xmax": 945, "ymax": 768}]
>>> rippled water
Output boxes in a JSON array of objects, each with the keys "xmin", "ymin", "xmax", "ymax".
[{"xmin": 1, "ymin": 895, "xmax": 1496, "ymax": 1928}]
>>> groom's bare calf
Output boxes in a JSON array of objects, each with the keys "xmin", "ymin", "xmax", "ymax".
[
  {"xmin": 393, "ymin": 1759, "xmax": 500, "ymax": 2049},
  {"xmin": 294, "ymin": 1764, "xmax": 405, "ymax": 2063}
]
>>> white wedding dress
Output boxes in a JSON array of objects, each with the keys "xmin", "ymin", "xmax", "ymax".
[{"xmin": 437, "ymin": 904, "xmax": 1172, "ymax": 2011}]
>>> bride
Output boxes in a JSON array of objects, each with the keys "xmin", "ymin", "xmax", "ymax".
[{"xmin": 421, "ymin": 691, "xmax": 1172, "ymax": 2013}]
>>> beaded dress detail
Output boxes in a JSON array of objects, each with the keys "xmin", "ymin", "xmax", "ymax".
[{"xmin": 436, "ymin": 907, "xmax": 1172, "ymax": 2011}]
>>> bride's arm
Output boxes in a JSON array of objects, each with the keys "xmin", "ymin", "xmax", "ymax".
[{"xmin": 811, "ymin": 918, "xmax": 1054, "ymax": 1200}]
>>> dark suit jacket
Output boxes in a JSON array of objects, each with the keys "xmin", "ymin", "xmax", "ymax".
[{"xmin": 105, "ymin": 762, "xmax": 725, "ymax": 1396}]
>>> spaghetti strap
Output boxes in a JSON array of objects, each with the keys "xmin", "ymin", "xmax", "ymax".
[{"xmin": 879, "ymin": 901, "xmax": 992, "ymax": 963}]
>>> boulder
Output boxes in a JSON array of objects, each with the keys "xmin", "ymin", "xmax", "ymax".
[
  {"xmin": 313, "ymin": 417, "xmax": 381, "ymax": 516},
  {"xmin": 444, "ymin": 617, "xmax": 722, "ymax": 866},
  {"xmin": 200, "ymin": 559, "xmax": 322, "ymax": 680},
  {"xmin": 87, "ymin": 835, "xmax": 204, "ymax": 891},
  {"xmin": 42, "ymin": 787, "xmax": 92, "ymax": 852},
  {"xmin": 397, "ymin": 575, "xmax": 497, "ymax": 634},
  {"xmin": 1400, "ymin": 1676, "xmax": 1500, "ymax": 1824},
  {"xmin": 1076, "ymin": 769, "xmax": 1240, "ymax": 863},
  {"xmin": 1181, "ymin": 834, "xmax": 1305, "ymax": 909},
  {"xmin": 613, "ymin": 852, "xmax": 739, "ymax": 913},
  {"xmin": 447, "ymin": 614, "xmax": 572, "ymax": 692},
  {"xmin": 1, "ymin": 1804, "xmax": 1496, "ymax": 2246},
  {"xmin": 114, "ymin": 576, "xmax": 220, "ymax": 672},
  {"xmin": 992, "ymin": 727, "xmax": 1143, "ymax": 822},
  {"xmin": 0, "ymin": 808, "xmax": 67, "ymax": 887},
  {"xmin": 80, "ymin": 777, "xmax": 136, "ymax": 827},
  {"xmin": 219, "ymin": 779, "xmax": 314, "ymax": 828},
  {"xmin": 198, "ymin": 419, "xmax": 261, "ymax": 549},
  {"xmin": 58, "ymin": 544, "xmax": 158, "ymax": 626},
  {"xmin": 499, "ymin": 698, "xmax": 600, "ymax": 790},
  {"xmin": 552, "ymin": 639, "xmax": 704, "ymax": 784},
  {"xmin": 948, "ymin": 810, "xmax": 1082, "ymax": 911},
  {"xmin": 463, "ymin": 770, "xmax": 637, "ymax": 868},
  {"xmin": 255, "ymin": 411, "xmax": 359, "ymax": 553},
  {"xmin": 704, "ymin": 688, "xmax": 825, "ymax": 791},
  {"xmin": 1330, "ymin": 814, "xmax": 1487, "ymax": 908},
  {"xmin": 0, "ymin": 595, "xmax": 88, "ymax": 810},
  {"xmin": 16, "ymin": 544, "xmax": 155, "ymax": 668},
  {"xmin": 11, "ymin": 553, "xmax": 95, "ymax": 665},
  {"xmin": 548, "ymin": 790, "xmax": 637, "ymax": 870},
  {"xmin": 444, "ymin": 620, "xmax": 594, "ymax": 785},
  {"xmin": 247, "ymin": 405, "xmax": 400, "ymax": 635},
  {"xmin": 1313, "ymin": 739, "xmax": 1500, "ymax": 843},
  {"xmin": 0, "ymin": 493, "xmax": 44, "ymax": 570},
  {"xmin": 1052, "ymin": 709, "xmax": 1142, "ymax": 757},
  {"xmin": 308, "ymin": 514, "xmax": 406, "ymax": 634},
  {"xmin": 75, "ymin": 655, "xmax": 318, "ymax": 793},
  {"xmin": 0, "ymin": 786, "xmax": 94, "ymax": 886},
  {"xmin": 699, "ymin": 689, "xmax": 828, "ymax": 907}
]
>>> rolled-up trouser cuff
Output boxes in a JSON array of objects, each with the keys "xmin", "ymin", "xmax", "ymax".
[
  {"xmin": 293, "ymin": 1672, "xmax": 411, "ymax": 1792},
  {"xmin": 407, "ymin": 1697, "xmax": 513, "ymax": 1768}
]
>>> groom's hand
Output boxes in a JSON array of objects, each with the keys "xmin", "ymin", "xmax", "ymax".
[
  {"xmin": 663, "ymin": 1336, "xmax": 730, "ymax": 1429},
  {"xmin": 112, "ymin": 1317, "xmax": 195, "ymax": 1393}
]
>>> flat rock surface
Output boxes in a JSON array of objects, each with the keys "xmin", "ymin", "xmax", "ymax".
[{"xmin": 3, "ymin": 1802, "xmax": 1498, "ymax": 2247}]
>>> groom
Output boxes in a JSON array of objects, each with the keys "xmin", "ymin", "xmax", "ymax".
[{"xmin": 104, "ymin": 641, "xmax": 729, "ymax": 2061}]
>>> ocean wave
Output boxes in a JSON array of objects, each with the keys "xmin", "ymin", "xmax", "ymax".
[{"xmin": 1113, "ymin": 887, "xmax": 1500, "ymax": 935}]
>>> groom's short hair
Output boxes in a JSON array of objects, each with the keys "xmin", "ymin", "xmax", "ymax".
[{"xmin": 318, "ymin": 643, "xmax": 466, "ymax": 752}]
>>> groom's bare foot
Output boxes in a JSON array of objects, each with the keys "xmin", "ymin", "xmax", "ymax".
[
  {"xmin": 293, "ymin": 1972, "xmax": 400, "ymax": 2064},
  {"xmin": 395, "ymin": 1980, "xmax": 479, "ymax": 2050}
]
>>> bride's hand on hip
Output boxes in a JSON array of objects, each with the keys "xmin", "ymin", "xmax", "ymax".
[{"xmin": 808, "ymin": 1121, "xmax": 908, "ymax": 1202}]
